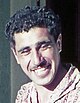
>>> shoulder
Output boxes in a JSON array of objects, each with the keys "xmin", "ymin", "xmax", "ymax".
[
  {"xmin": 15, "ymin": 82, "xmax": 34, "ymax": 103},
  {"xmin": 68, "ymin": 66, "xmax": 80, "ymax": 102}
]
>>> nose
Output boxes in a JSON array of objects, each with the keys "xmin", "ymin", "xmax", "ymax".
[{"xmin": 32, "ymin": 49, "xmax": 41, "ymax": 66}]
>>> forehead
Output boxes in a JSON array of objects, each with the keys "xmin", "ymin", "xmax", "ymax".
[{"xmin": 14, "ymin": 27, "xmax": 54, "ymax": 49}]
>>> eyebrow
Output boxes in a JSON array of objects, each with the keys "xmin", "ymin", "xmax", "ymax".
[
  {"xmin": 18, "ymin": 40, "xmax": 52, "ymax": 53},
  {"xmin": 18, "ymin": 46, "xmax": 30, "ymax": 53},
  {"xmin": 37, "ymin": 40, "xmax": 51, "ymax": 46}
]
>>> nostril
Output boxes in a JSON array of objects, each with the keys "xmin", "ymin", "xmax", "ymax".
[{"xmin": 37, "ymin": 58, "xmax": 47, "ymax": 67}]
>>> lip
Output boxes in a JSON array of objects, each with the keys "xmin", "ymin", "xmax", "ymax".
[
  {"xmin": 32, "ymin": 63, "xmax": 51, "ymax": 78},
  {"xmin": 31, "ymin": 63, "xmax": 51, "ymax": 71}
]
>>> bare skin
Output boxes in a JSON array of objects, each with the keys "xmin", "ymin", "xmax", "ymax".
[{"xmin": 12, "ymin": 27, "xmax": 67, "ymax": 103}]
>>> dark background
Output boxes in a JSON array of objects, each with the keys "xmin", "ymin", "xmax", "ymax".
[{"xmin": 46, "ymin": 0, "xmax": 80, "ymax": 68}]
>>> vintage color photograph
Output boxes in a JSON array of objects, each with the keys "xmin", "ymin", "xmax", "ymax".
[{"xmin": 0, "ymin": 0, "xmax": 80, "ymax": 103}]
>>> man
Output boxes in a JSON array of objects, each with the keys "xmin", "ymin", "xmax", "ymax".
[{"xmin": 5, "ymin": 6, "xmax": 80, "ymax": 103}]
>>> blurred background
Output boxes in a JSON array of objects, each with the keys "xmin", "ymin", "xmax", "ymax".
[{"xmin": 0, "ymin": 0, "xmax": 80, "ymax": 103}]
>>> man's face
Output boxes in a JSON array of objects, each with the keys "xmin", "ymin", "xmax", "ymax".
[{"xmin": 13, "ymin": 27, "xmax": 61, "ymax": 86}]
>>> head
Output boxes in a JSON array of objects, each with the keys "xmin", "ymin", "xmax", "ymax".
[{"xmin": 5, "ymin": 6, "xmax": 62, "ymax": 86}]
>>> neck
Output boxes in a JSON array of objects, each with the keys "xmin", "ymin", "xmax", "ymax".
[{"xmin": 33, "ymin": 63, "xmax": 67, "ymax": 103}]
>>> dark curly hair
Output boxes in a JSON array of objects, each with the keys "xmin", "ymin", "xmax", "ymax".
[{"xmin": 5, "ymin": 6, "xmax": 61, "ymax": 48}]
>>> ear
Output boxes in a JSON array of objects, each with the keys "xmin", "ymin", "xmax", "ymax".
[
  {"xmin": 56, "ymin": 33, "xmax": 62, "ymax": 53},
  {"xmin": 11, "ymin": 48, "xmax": 20, "ymax": 64}
]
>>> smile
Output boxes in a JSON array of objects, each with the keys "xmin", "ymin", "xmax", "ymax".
[{"xmin": 31, "ymin": 63, "xmax": 51, "ymax": 78}]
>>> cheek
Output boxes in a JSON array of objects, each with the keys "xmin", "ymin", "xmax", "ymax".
[
  {"xmin": 42, "ymin": 48, "xmax": 56, "ymax": 60},
  {"xmin": 42, "ymin": 48, "xmax": 60, "ymax": 68},
  {"xmin": 18, "ymin": 57, "xmax": 30, "ymax": 72}
]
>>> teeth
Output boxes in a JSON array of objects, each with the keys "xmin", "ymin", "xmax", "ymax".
[
  {"xmin": 35, "ymin": 68, "xmax": 45, "ymax": 74},
  {"xmin": 37, "ymin": 66, "xmax": 41, "ymax": 69}
]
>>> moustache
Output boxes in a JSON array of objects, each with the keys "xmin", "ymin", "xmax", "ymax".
[{"xmin": 30, "ymin": 59, "xmax": 51, "ymax": 71}]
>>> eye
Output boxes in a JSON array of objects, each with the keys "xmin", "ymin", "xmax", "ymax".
[
  {"xmin": 40, "ymin": 42, "xmax": 52, "ymax": 51},
  {"xmin": 21, "ymin": 48, "xmax": 31, "ymax": 56}
]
